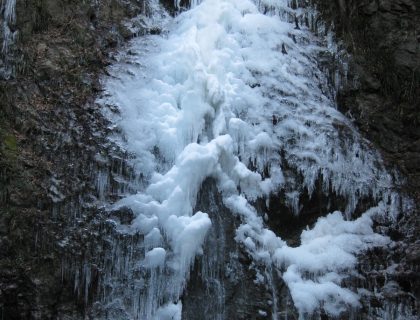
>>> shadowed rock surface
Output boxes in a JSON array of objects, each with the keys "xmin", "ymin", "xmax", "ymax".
[
  {"xmin": 313, "ymin": 0, "xmax": 419, "ymax": 193},
  {"xmin": 310, "ymin": 0, "xmax": 419, "ymax": 318},
  {"xmin": 0, "ymin": 0, "xmax": 147, "ymax": 318}
]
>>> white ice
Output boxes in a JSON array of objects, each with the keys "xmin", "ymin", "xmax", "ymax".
[{"xmin": 98, "ymin": 0, "xmax": 402, "ymax": 317}]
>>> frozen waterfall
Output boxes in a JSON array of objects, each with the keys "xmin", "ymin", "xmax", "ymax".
[
  {"xmin": 1, "ymin": 0, "xmax": 17, "ymax": 78},
  {"xmin": 97, "ymin": 0, "xmax": 406, "ymax": 318}
]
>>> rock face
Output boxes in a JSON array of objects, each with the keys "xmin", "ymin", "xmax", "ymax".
[
  {"xmin": 311, "ymin": 0, "xmax": 420, "ymax": 318},
  {"xmin": 182, "ymin": 179, "xmax": 298, "ymax": 320},
  {"xmin": 313, "ymin": 0, "xmax": 420, "ymax": 193},
  {"xmin": 0, "ymin": 0, "xmax": 147, "ymax": 318}
]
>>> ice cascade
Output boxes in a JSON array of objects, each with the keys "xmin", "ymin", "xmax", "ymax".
[{"xmin": 98, "ymin": 0, "xmax": 404, "ymax": 318}]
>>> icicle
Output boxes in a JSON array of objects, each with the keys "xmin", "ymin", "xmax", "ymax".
[{"xmin": 1, "ymin": 0, "xmax": 17, "ymax": 77}]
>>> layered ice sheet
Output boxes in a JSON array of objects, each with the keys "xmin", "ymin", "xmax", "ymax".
[{"xmin": 98, "ymin": 0, "xmax": 402, "ymax": 318}]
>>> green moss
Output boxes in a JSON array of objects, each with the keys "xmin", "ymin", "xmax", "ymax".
[
  {"xmin": 1, "ymin": 132, "xmax": 18, "ymax": 165},
  {"xmin": 3, "ymin": 134, "xmax": 17, "ymax": 152}
]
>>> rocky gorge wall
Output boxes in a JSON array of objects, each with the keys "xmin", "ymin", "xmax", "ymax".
[
  {"xmin": 0, "ymin": 0, "xmax": 155, "ymax": 318},
  {"xmin": 310, "ymin": 0, "xmax": 420, "ymax": 317},
  {"xmin": 312, "ymin": 0, "xmax": 419, "ymax": 193},
  {"xmin": 0, "ymin": 0, "xmax": 418, "ymax": 319}
]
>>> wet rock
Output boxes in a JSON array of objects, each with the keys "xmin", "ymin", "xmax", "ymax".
[
  {"xmin": 363, "ymin": 2, "xmax": 378, "ymax": 15},
  {"xmin": 313, "ymin": 0, "xmax": 420, "ymax": 191},
  {"xmin": 405, "ymin": 242, "xmax": 420, "ymax": 264},
  {"xmin": 0, "ymin": 0, "xmax": 145, "ymax": 318},
  {"xmin": 182, "ymin": 179, "xmax": 298, "ymax": 320},
  {"xmin": 378, "ymin": 0, "xmax": 392, "ymax": 11},
  {"xmin": 108, "ymin": 206, "xmax": 135, "ymax": 225},
  {"xmin": 312, "ymin": 0, "xmax": 419, "ymax": 317}
]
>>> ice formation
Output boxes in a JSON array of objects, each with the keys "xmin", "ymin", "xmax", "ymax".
[
  {"xmin": 98, "ymin": 0, "xmax": 402, "ymax": 318},
  {"xmin": 1, "ymin": 0, "xmax": 17, "ymax": 77}
]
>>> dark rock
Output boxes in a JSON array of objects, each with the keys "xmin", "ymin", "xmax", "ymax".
[
  {"xmin": 313, "ymin": 0, "xmax": 420, "ymax": 191},
  {"xmin": 363, "ymin": 2, "xmax": 378, "ymax": 15},
  {"xmin": 109, "ymin": 206, "xmax": 135, "ymax": 225},
  {"xmin": 182, "ymin": 179, "xmax": 298, "ymax": 320},
  {"xmin": 312, "ymin": 0, "xmax": 419, "ymax": 317},
  {"xmin": 0, "ymin": 0, "xmax": 144, "ymax": 318},
  {"xmin": 150, "ymin": 27, "xmax": 162, "ymax": 35},
  {"xmin": 379, "ymin": 0, "xmax": 392, "ymax": 12}
]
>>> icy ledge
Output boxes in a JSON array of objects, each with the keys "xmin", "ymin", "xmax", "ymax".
[{"xmin": 98, "ymin": 0, "xmax": 406, "ymax": 318}]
